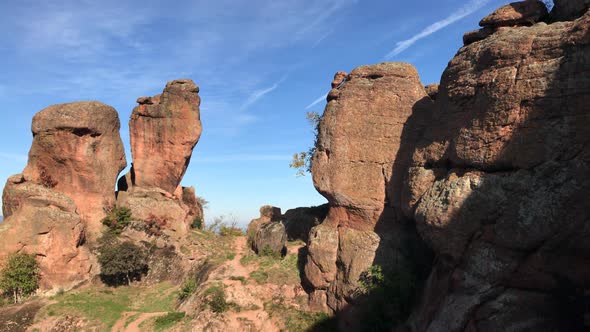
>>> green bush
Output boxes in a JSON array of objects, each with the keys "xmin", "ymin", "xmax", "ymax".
[
  {"xmin": 154, "ymin": 312, "xmax": 185, "ymax": 330},
  {"xmin": 0, "ymin": 252, "xmax": 39, "ymax": 303},
  {"xmin": 219, "ymin": 225, "xmax": 243, "ymax": 237},
  {"xmin": 355, "ymin": 264, "xmax": 416, "ymax": 332},
  {"xmin": 190, "ymin": 217, "xmax": 203, "ymax": 230},
  {"xmin": 101, "ymin": 207, "xmax": 132, "ymax": 235},
  {"xmin": 204, "ymin": 285, "xmax": 228, "ymax": 313},
  {"xmin": 97, "ymin": 241, "xmax": 148, "ymax": 286},
  {"xmin": 178, "ymin": 279, "xmax": 196, "ymax": 301},
  {"xmin": 259, "ymin": 245, "xmax": 281, "ymax": 259}
]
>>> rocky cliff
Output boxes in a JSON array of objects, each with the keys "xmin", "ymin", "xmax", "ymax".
[
  {"xmin": 305, "ymin": 0, "xmax": 590, "ymax": 330},
  {"xmin": 117, "ymin": 79, "xmax": 204, "ymax": 238},
  {"xmin": 0, "ymin": 79, "xmax": 204, "ymax": 292},
  {"xmin": 304, "ymin": 63, "xmax": 432, "ymax": 319}
]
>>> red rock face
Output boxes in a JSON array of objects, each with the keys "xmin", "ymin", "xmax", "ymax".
[
  {"xmin": 0, "ymin": 101, "xmax": 125, "ymax": 292},
  {"xmin": 479, "ymin": 0, "xmax": 548, "ymax": 28},
  {"xmin": 0, "ymin": 175, "xmax": 92, "ymax": 292},
  {"xmin": 21, "ymin": 101, "xmax": 127, "ymax": 236},
  {"xmin": 305, "ymin": 64, "xmax": 432, "ymax": 313},
  {"xmin": 405, "ymin": 7, "xmax": 590, "ymax": 331},
  {"xmin": 552, "ymin": 0, "xmax": 590, "ymax": 21},
  {"xmin": 129, "ymin": 79, "xmax": 202, "ymax": 194}
]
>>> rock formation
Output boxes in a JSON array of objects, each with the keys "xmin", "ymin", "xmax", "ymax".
[
  {"xmin": 246, "ymin": 206, "xmax": 282, "ymax": 248},
  {"xmin": 0, "ymin": 101, "xmax": 127, "ymax": 291},
  {"xmin": 304, "ymin": 64, "xmax": 432, "ymax": 314},
  {"xmin": 253, "ymin": 222, "xmax": 287, "ymax": 257},
  {"xmin": 282, "ymin": 204, "xmax": 329, "ymax": 242},
  {"xmin": 129, "ymin": 79, "xmax": 202, "ymax": 194},
  {"xmin": 117, "ymin": 79, "xmax": 203, "ymax": 237},
  {"xmin": 403, "ymin": 2, "xmax": 590, "ymax": 330}
]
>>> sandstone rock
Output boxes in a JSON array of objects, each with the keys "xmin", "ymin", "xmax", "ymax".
[
  {"xmin": 306, "ymin": 63, "xmax": 432, "ymax": 312},
  {"xmin": 552, "ymin": 0, "xmax": 590, "ymax": 21},
  {"xmin": 479, "ymin": 0, "xmax": 548, "ymax": 28},
  {"xmin": 406, "ymin": 9, "xmax": 590, "ymax": 331},
  {"xmin": 0, "ymin": 177, "xmax": 91, "ymax": 292},
  {"xmin": 462, "ymin": 27, "xmax": 494, "ymax": 45},
  {"xmin": 281, "ymin": 204, "xmax": 328, "ymax": 242},
  {"xmin": 424, "ymin": 83, "xmax": 440, "ymax": 100},
  {"xmin": 246, "ymin": 205, "xmax": 281, "ymax": 246},
  {"xmin": 21, "ymin": 101, "xmax": 126, "ymax": 236},
  {"xmin": 253, "ymin": 222, "xmax": 287, "ymax": 257},
  {"xmin": 129, "ymin": 79, "xmax": 202, "ymax": 194}
]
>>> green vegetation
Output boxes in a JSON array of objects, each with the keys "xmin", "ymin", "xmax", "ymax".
[
  {"xmin": 228, "ymin": 276, "xmax": 247, "ymax": 284},
  {"xmin": 190, "ymin": 216, "xmax": 203, "ymax": 230},
  {"xmin": 0, "ymin": 252, "xmax": 39, "ymax": 303},
  {"xmin": 203, "ymin": 284, "xmax": 229, "ymax": 313},
  {"xmin": 41, "ymin": 282, "xmax": 177, "ymax": 329},
  {"xmin": 154, "ymin": 312, "xmax": 185, "ymax": 331},
  {"xmin": 243, "ymin": 252, "xmax": 299, "ymax": 286},
  {"xmin": 260, "ymin": 244, "xmax": 281, "ymax": 258},
  {"xmin": 354, "ymin": 264, "xmax": 416, "ymax": 332},
  {"xmin": 178, "ymin": 278, "xmax": 197, "ymax": 301},
  {"xmin": 101, "ymin": 206, "xmax": 132, "ymax": 234},
  {"xmin": 290, "ymin": 111, "xmax": 321, "ymax": 176},
  {"xmin": 265, "ymin": 298, "xmax": 335, "ymax": 332},
  {"xmin": 219, "ymin": 224, "xmax": 243, "ymax": 237},
  {"xmin": 97, "ymin": 241, "xmax": 148, "ymax": 286}
]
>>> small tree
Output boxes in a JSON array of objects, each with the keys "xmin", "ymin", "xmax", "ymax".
[
  {"xmin": 0, "ymin": 252, "xmax": 40, "ymax": 303},
  {"xmin": 290, "ymin": 112, "xmax": 321, "ymax": 176},
  {"xmin": 97, "ymin": 241, "xmax": 148, "ymax": 286},
  {"xmin": 101, "ymin": 207, "xmax": 132, "ymax": 235}
]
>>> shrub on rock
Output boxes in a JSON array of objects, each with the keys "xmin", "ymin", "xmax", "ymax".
[
  {"xmin": 0, "ymin": 252, "xmax": 40, "ymax": 303},
  {"xmin": 97, "ymin": 241, "xmax": 148, "ymax": 286}
]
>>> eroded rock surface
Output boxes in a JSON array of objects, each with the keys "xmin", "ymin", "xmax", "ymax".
[
  {"xmin": 0, "ymin": 100, "xmax": 125, "ymax": 291},
  {"xmin": 118, "ymin": 79, "xmax": 203, "ymax": 236},
  {"xmin": 246, "ymin": 206, "xmax": 282, "ymax": 247},
  {"xmin": 129, "ymin": 79, "xmax": 202, "ymax": 194},
  {"xmin": 282, "ymin": 204, "xmax": 328, "ymax": 242},
  {"xmin": 21, "ymin": 101, "xmax": 126, "ymax": 236},
  {"xmin": 305, "ymin": 64, "xmax": 432, "ymax": 314},
  {"xmin": 405, "ymin": 6, "xmax": 590, "ymax": 331}
]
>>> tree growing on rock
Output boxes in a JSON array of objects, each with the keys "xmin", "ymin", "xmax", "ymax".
[
  {"xmin": 0, "ymin": 252, "xmax": 40, "ymax": 303},
  {"xmin": 97, "ymin": 241, "xmax": 148, "ymax": 286},
  {"xmin": 290, "ymin": 112, "xmax": 321, "ymax": 176}
]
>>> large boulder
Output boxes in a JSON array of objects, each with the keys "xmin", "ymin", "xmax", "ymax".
[
  {"xmin": 129, "ymin": 79, "xmax": 202, "ymax": 194},
  {"xmin": 253, "ymin": 222, "xmax": 287, "ymax": 257},
  {"xmin": 305, "ymin": 64, "xmax": 432, "ymax": 313},
  {"xmin": 479, "ymin": 0, "xmax": 548, "ymax": 28},
  {"xmin": 552, "ymin": 0, "xmax": 590, "ymax": 21},
  {"xmin": 118, "ymin": 79, "xmax": 203, "ymax": 236},
  {"xmin": 20, "ymin": 101, "xmax": 126, "ymax": 236},
  {"xmin": 405, "ymin": 8, "xmax": 590, "ymax": 331},
  {"xmin": 246, "ymin": 206, "xmax": 281, "ymax": 247},
  {"xmin": 281, "ymin": 204, "xmax": 328, "ymax": 242}
]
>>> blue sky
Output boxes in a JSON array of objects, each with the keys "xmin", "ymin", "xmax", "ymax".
[{"xmin": 0, "ymin": 0, "xmax": 512, "ymax": 226}]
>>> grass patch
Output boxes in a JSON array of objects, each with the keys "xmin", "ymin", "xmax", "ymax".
[
  {"xmin": 39, "ymin": 282, "xmax": 177, "ymax": 329},
  {"xmin": 203, "ymin": 284, "xmax": 229, "ymax": 313},
  {"xmin": 245, "ymin": 252, "xmax": 299, "ymax": 286},
  {"xmin": 265, "ymin": 300, "xmax": 335, "ymax": 332},
  {"xmin": 154, "ymin": 312, "xmax": 185, "ymax": 331},
  {"xmin": 228, "ymin": 276, "xmax": 247, "ymax": 284}
]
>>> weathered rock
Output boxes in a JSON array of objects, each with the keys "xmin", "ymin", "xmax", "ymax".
[
  {"xmin": 479, "ymin": 0, "xmax": 548, "ymax": 28},
  {"xmin": 129, "ymin": 79, "xmax": 202, "ymax": 194},
  {"xmin": 21, "ymin": 101, "xmax": 126, "ymax": 236},
  {"xmin": 281, "ymin": 204, "xmax": 328, "ymax": 242},
  {"xmin": 306, "ymin": 63, "xmax": 432, "ymax": 312},
  {"xmin": 253, "ymin": 222, "xmax": 286, "ymax": 257},
  {"xmin": 0, "ymin": 175, "xmax": 91, "ymax": 292},
  {"xmin": 552, "ymin": 0, "xmax": 590, "ymax": 21},
  {"xmin": 246, "ymin": 205, "xmax": 282, "ymax": 246},
  {"xmin": 406, "ymin": 9, "xmax": 590, "ymax": 331},
  {"xmin": 424, "ymin": 83, "xmax": 440, "ymax": 100},
  {"xmin": 463, "ymin": 27, "xmax": 494, "ymax": 45}
]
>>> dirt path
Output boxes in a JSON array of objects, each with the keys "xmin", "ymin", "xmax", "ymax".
[{"xmin": 112, "ymin": 311, "xmax": 168, "ymax": 332}]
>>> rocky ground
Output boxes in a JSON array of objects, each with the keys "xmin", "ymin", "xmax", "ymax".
[{"xmin": 0, "ymin": 230, "xmax": 332, "ymax": 332}]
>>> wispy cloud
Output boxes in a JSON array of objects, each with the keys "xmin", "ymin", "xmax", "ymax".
[
  {"xmin": 240, "ymin": 75, "xmax": 288, "ymax": 111},
  {"xmin": 385, "ymin": 0, "xmax": 492, "ymax": 59},
  {"xmin": 305, "ymin": 93, "xmax": 328, "ymax": 110}
]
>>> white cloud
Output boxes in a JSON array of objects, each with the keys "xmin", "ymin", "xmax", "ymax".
[
  {"xmin": 385, "ymin": 0, "xmax": 492, "ymax": 59},
  {"xmin": 305, "ymin": 93, "xmax": 328, "ymax": 110}
]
